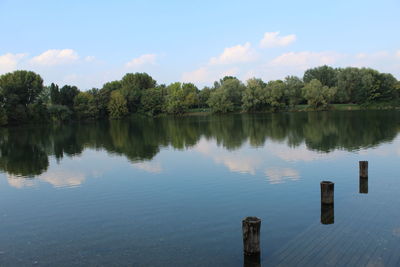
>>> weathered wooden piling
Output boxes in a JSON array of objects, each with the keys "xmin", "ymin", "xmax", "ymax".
[
  {"xmin": 242, "ymin": 217, "xmax": 261, "ymax": 256},
  {"xmin": 321, "ymin": 204, "xmax": 334, "ymax": 225},
  {"xmin": 320, "ymin": 181, "xmax": 334, "ymax": 205},
  {"xmin": 359, "ymin": 177, "xmax": 368, "ymax": 194},
  {"xmin": 359, "ymin": 161, "xmax": 368, "ymax": 178}
]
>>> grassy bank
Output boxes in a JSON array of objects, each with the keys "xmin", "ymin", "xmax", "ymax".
[{"xmin": 185, "ymin": 103, "xmax": 400, "ymax": 116}]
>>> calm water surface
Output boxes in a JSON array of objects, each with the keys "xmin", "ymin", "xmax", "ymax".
[{"xmin": 1, "ymin": 111, "xmax": 400, "ymax": 266}]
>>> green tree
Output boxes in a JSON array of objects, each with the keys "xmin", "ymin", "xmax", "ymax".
[
  {"xmin": 27, "ymin": 100, "xmax": 48, "ymax": 121},
  {"xmin": 0, "ymin": 105, "xmax": 7, "ymax": 126},
  {"xmin": 141, "ymin": 87, "xmax": 164, "ymax": 115},
  {"xmin": 102, "ymin": 80, "xmax": 122, "ymax": 92},
  {"xmin": 265, "ymin": 80, "xmax": 286, "ymax": 111},
  {"xmin": 182, "ymin": 83, "xmax": 199, "ymax": 108},
  {"xmin": 302, "ymin": 79, "xmax": 337, "ymax": 108},
  {"xmin": 208, "ymin": 77, "xmax": 245, "ymax": 113},
  {"xmin": 96, "ymin": 81, "xmax": 122, "ymax": 118},
  {"xmin": 242, "ymin": 78, "xmax": 267, "ymax": 111},
  {"xmin": 50, "ymin": 83, "xmax": 61, "ymax": 105},
  {"xmin": 284, "ymin": 76, "xmax": 304, "ymax": 106},
  {"xmin": 164, "ymin": 82, "xmax": 187, "ymax": 114},
  {"xmin": 208, "ymin": 88, "xmax": 234, "ymax": 113},
  {"xmin": 219, "ymin": 77, "xmax": 245, "ymax": 106},
  {"xmin": 59, "ymin": 85, "xmax": 79, "ymax": 108},
  {"xmin": 375, "ymin": 73, "xmax": 398, "ymax": 102},
  {"xmin": 303, "ymin": 65, "xmax": 338, "ymax": 87},
  {"xmin": 0, "ymin": 70, "xmax": 44, "ymax": 123},
  {"xmin": 108, "ymin": 90, "xmax": 128, "ymax": 118},
  {"xmin": 39, "ymin": 85, "xmax": 51, "ymax": 104},
  {"xmin": 198, "ymin": 87, "xmax": 212, "ymax": 108},
  {"xmin": 74, "ymin": 92, "xmax": 99, "ymax": 119},
  {"xmin": 48, "ymin": 105, "xmax": 72, "ymax": 122},
  {"xmin": 121, "ymin": 73, "xmax": 156, "ymax": 112}
]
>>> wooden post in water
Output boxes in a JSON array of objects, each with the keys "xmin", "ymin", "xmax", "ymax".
[
  {"xmin": 242, "ymin": 217, "xmax": 261, "ymax": 257},
  {"xmin": 320, "ymin": 181, "xmax": 334, "ymax": 205},
  {"xmin": 359, "ymin": 161, "xmax": 368, "ymax": 178}
]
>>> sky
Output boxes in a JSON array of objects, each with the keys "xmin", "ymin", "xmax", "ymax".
[{"xmin": 0, "ymin": 0, "xmax": 399, "ymax": 89}]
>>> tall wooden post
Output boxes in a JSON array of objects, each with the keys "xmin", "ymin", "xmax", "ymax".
[
  {"xmin": 359, "ymin": 161, "xmax": 368, "ymax": 178},
  {"xmin": 242, "ymin": 217, "xmax": 261, "ymax": 257},
  {"xmin": 320, "ymin": 181, "xmax": 334, "ymax": 205}
]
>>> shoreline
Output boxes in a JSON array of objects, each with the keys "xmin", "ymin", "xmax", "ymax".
[
  {"xmin": 183, "ymin": 104, "xmax": 400, "ymax": 116},
  {"xmin": 1, "ymin": 104, "xmax": 399, "ymax": 127}
]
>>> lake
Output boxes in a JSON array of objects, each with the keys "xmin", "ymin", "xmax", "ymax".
[{"xmin": 1, "ymin": 110, "xmax": 400, "ymax": 266}]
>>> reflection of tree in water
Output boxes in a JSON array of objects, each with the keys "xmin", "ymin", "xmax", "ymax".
[
  {"xmin": 0, "ymin": 110, "xmax": 399, "ymax": 177},
  {"xmin": 205, "ymin": 115, "xmax": 248, "ymax": 150},
  {"xmin": 302, "ymin": 111, "xmax": 400, "ymax": 152},
  {"xmin": 0, "ymin": 127, "xmax": 49, "ymax": 176}
]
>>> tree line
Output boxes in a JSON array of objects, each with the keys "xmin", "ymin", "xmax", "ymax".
[{"xmin": 0, "ymin": 65, "xmax": 399, "ymax": 125}]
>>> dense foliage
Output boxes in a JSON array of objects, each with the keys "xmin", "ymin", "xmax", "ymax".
[{"xmin": 0, "ymin": 66, "xmax": 399, "ymax": 125}]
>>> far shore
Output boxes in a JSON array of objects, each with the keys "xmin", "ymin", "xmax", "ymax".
[{"xmin": 183, "ymin": 103, "xmax": 400, "ymax": 116}]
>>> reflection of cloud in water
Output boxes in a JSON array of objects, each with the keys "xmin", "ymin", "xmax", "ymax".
[
  {"xmin": 194, "ymin": 139, "xmax": 213, "ymax": 155},
  {"xmin": 194, "ymin": 138, "xmax": 260, "ymax": 174},
  {"xmin": 7, "ymin": 175, "xmax": 36, "ymax": 188},
  {"xmin": 265, "ymin": 168, "xmax": 300, "ymax": 184},
  {"xmin": 39, "ymin": 171, "xmax": 85, "ymax": 188},
  {"xmin": 355, "ymin": 138, "xmax": 400, "ymax": 157},
  {"xmin": 7, "ymin": 171, "xmax": 86, "ymax": 189},
  {"xmin": 214, "ymin": 154, "xmax": 260, "ymax": 175},
  {"xmin": 132, "ymin": 161, "xmax": 163, "ymax": 174},
  {"xmin": 273, "ymin": 144, "xmax": 335, "ymax": 162}
]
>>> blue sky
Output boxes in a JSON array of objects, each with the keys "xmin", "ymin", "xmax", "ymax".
[{"xmin": 0, "ymin": 0, "xmax": 399, "ymax": 89}]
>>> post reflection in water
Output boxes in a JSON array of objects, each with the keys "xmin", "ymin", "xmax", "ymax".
[
  {"xmin": 321, "ymin": 204, "xmax": 334, "ymax": 225},
  {"xmin": 359, "ymin": 178, "xmax": 368, "ymax": 194},
  {"xmin": 243, "ymin": 254, "xmax": 261, "ymax": 267}
]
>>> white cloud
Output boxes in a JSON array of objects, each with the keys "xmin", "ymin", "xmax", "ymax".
[
  {"xmin": 181, "ymin": 66, "xmax": 239, "ymax": 84},
  {"xmin": 125, "ymin": 54, "xmax": 157, "ymax": 68},
  {"xmin": 30, "ymin": 49, "xmax": 79, "ymax": 66},
  {"xmin": 0, "ymin": 53, "xmax": 27, "ymax": 73},
  {"xmin": 209, "ymin": 42, "xmax": 257, "ymax": 65},
  {"xmin": 182, "ymin": 67, "xmax": 210, "ymax": 83},
  {"xmin": 84, "ymin": 56, "xmax": 95, "ymax": 62},
  {"xmin": 221, "ymin": 67, "xmax": 239, "ymax": 77},
  {"xmin": 61, "ymin": 73, "xmax": 80, "ymax": 85},
  {"xmin": 260, "ymin": 32, "xmax": 296, "ymax": 48},
  {"xmin": 270, "ymin": 51, "xmax": 340, "ymax": 68},
  {"xmin": 265, "ymin": 168, "xmax": 300, "ymax": 184},
  {"xmin": 351, "ymin": 51, "xmax": 395, "ymax": 69},
  {"xmin": 356, "ymin": 51, "xmax": 389, "ymax": 61},
  {"xmin": 181, "ymin": 49, "xmax": 400, "ymax": 87}
]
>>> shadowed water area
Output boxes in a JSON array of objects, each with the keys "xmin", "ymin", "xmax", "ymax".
[{"xmin": 1, "ymin": 110, "xmax": 400, "ymax": 266}]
